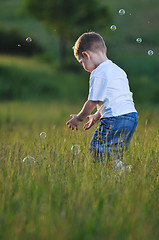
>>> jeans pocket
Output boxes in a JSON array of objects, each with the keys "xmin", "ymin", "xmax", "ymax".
[
  {"xmin": 123, "ymin": 112, "xmax": 138, "ymax": 123},
  {"xmin": 100, "ymin": 118, "xmax": 112, "ymax": 130}
]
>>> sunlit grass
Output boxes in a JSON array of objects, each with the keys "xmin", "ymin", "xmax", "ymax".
[{"xmin": 0, "ymin": 102, "xmax": 158, "ymax": 240}]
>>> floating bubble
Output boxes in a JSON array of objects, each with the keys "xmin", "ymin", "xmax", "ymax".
[
  {"xmin": 126, "ymin": 165, "xmax": 132, "ymax": 172},
  {"xmin": 71, "ymin": 145, "xmax": 80, "ymax": 155},
  {"xmin": 110, "ymin": 25, "xmax": 117, "ymax": 31},
  {"xmin": 119, "ymin": 9, "xmax": 125, "ymax": 15},
  {"xmin": 148, "ymin": 50, "xmax": 154, "ymax": 56},
  {"xmin": 23, "ymin": 156, "xmax": 35, "ymax": 165},
  {"xmin": 115, "ymin": 160, "xmax": 125, "ymax": 175},
  {"xmin": 40, "ymin": 132, "xmax": 47, "ymax": 139},
  {"xmin": 115, "ymin": 160, "xmax": 124, "ymax": 169},
  {"xmin": 136, "ymin": 38, "xmax": 142, "ymax": 43},
  {"xmin": 26, "ymin": 37, "xmax": 32, "ymax": 43}
]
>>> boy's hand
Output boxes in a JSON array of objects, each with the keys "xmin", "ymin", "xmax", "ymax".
[
  {"xmin": 83, "ymin": 114, "xmax": 96, "ymax": 130},
  {"xmin": 66, "ymin": 114, "xmax": 82, "ymax": 130}
]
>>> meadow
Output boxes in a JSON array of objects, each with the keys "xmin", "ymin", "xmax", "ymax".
[
  {"xmin": 0, "ymin": 0, "xmax": 159, "ymax": 239},
  {"xmin": 0, "ymin": 38, "xmax": 158, "ymax": 240},
  {"xmin": 0, "ymin": 101, "xmax": 159, "ymax": 240},
  {"xmin": 0, "ymin": 42, "xmax": 158, "ymax": 240}
]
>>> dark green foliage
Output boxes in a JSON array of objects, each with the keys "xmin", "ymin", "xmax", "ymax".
[
  {"xmin": 0, "ymin": 58, "xmax": 88, "ymax": 102},
  {"xmin": 0, "ymin": 27, "xmax": 44, "ymax": 56},
  {"xmin": 24, "ymin": 0, "xmax": 111, "ymax": 65},
  {"xmin": 0, "ymin": 56, "xmax": 159, "ymax": 104},
  {"xmin": 24, "ymin": 0, "xmax": 111, "ymax": 36}
]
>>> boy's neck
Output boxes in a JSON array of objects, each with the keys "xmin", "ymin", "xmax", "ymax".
[
  {"xmin": 91, "ymin": 51, "xmax": 108, "ymax": 68},
  {"xmin": 95, "ymin": 56, "xmax": 108, "ymax": 67}
]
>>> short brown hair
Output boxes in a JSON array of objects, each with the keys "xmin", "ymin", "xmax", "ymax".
[{"xmin": 74, "ymin": 32, "xmax": 106, "ymax": 58}]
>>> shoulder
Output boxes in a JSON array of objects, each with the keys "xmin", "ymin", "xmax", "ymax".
[
  {"xmin": 91, "ymin": 69, "xmax": 105, "ymax": 80},
  {"xmin": 108, "ymin": 62, "xmax": 127, "ymax": 77},
  {"xmin": 91, "ymin": 60, "xmax": 112, "ymax": 79}
]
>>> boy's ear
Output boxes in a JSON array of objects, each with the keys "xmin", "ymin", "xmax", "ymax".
[{"xmin": 82, "ymin": 51, "xmax": 90, "ymax": 60}]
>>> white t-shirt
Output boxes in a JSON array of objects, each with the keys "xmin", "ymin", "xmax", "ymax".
[{"xmin": 88, "ymin": 59, "xmax": 137, "ymax": 118}]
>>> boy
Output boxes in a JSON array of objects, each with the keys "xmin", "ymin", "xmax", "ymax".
[{"xmin": 66, "ymin": 32, "xmax": 138, "ymax": 162}]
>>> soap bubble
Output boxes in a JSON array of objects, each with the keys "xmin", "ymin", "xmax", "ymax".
[
  {"xmin": 26, "ymin": 37, "xmax": 32, "ymax": 43},
  {"xmin": 40, "ymin": 132, "xmax": 47, "ymax": 139},
  {"xmin": 115, "ymin": 160, "xmax": 125, "ymax": 175},
  {"xmin": 23, "ymin": 156, "xmax": 35, "ymax": 165},
  {"xmin": 71, "ymin": 145, "xmax": 80, "ymax": 155},
  {"xmin": 119, "ymin": 9, "xmax": 125, "ymax": 15},
  {"xmin": 136, "ymin": 38, "xmax": 142, "ymax": 43},
  {"xmin": 126, "ymin": 165, "xmax": 132, "ymax": 172},
  {"xmin": 110, "ymin": 25, "xmax": 117, "ymax": 31},
  {"xmin": 148, "ymin": 50, "xmax": 154, "ymax": 56},
  {"xmin": 115, "ymin": 160, "xmax": 124, "ymax": 169}
]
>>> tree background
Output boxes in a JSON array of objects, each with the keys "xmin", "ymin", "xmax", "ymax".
[
  {"xmin": 24, "ymin": 0, "xmax": 111, "ymax": 67},
  {"xmin": 0, "ymin": 0, "xmax": 159, "ymax": 104}
]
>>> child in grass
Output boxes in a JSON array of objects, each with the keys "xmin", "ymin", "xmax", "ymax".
[{"xmin": 66, "ymin": 32, "xmax": 138, "ymax": 162}]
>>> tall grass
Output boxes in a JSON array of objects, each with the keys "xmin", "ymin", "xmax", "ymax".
[{"xmin": 0, "ymin": 102, "xmax": 158, "ymax": 240}]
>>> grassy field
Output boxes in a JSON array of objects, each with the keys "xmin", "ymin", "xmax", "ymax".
[
  {"xmin": 0, "ymin": 101, "xmax": 159, "ymax": 240},
  {"xmin": 0, "ymin": 1, "xmax": 159, "ymax": 239}
]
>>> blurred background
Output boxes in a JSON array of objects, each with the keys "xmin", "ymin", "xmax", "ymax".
[{"xmin": 0, "ymin": 0, "xmax": 159, "ymax": 119}]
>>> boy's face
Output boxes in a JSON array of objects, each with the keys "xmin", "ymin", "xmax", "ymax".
[{"xmin": 76, "ymin": 51, "xmax": 96, "ymax": 73}]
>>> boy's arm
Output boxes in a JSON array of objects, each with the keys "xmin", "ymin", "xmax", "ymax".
[
  {"xmin": 76, "ymin": 100, "xmax": 99, "ymax": 121},
  {"xmin": 92, "ymin": 110, "xmax": 101, "ymax": 121},
  {"xmin": 66, "ymin": 100, "xmax": 99, "ymax": 130},
  {"xmin": 83, "ymin": 109, "xmax": 101, "ymax": 131}
]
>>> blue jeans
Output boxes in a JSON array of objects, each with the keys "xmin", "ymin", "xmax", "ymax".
[{"xmin": 89, "ymin": 112, "xmax": 138, "ymax": 161}]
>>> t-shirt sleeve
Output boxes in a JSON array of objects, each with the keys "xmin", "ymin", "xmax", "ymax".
[{"xmin": 88, "ymin": 76, "xmax": 107, "ymax": 102}]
